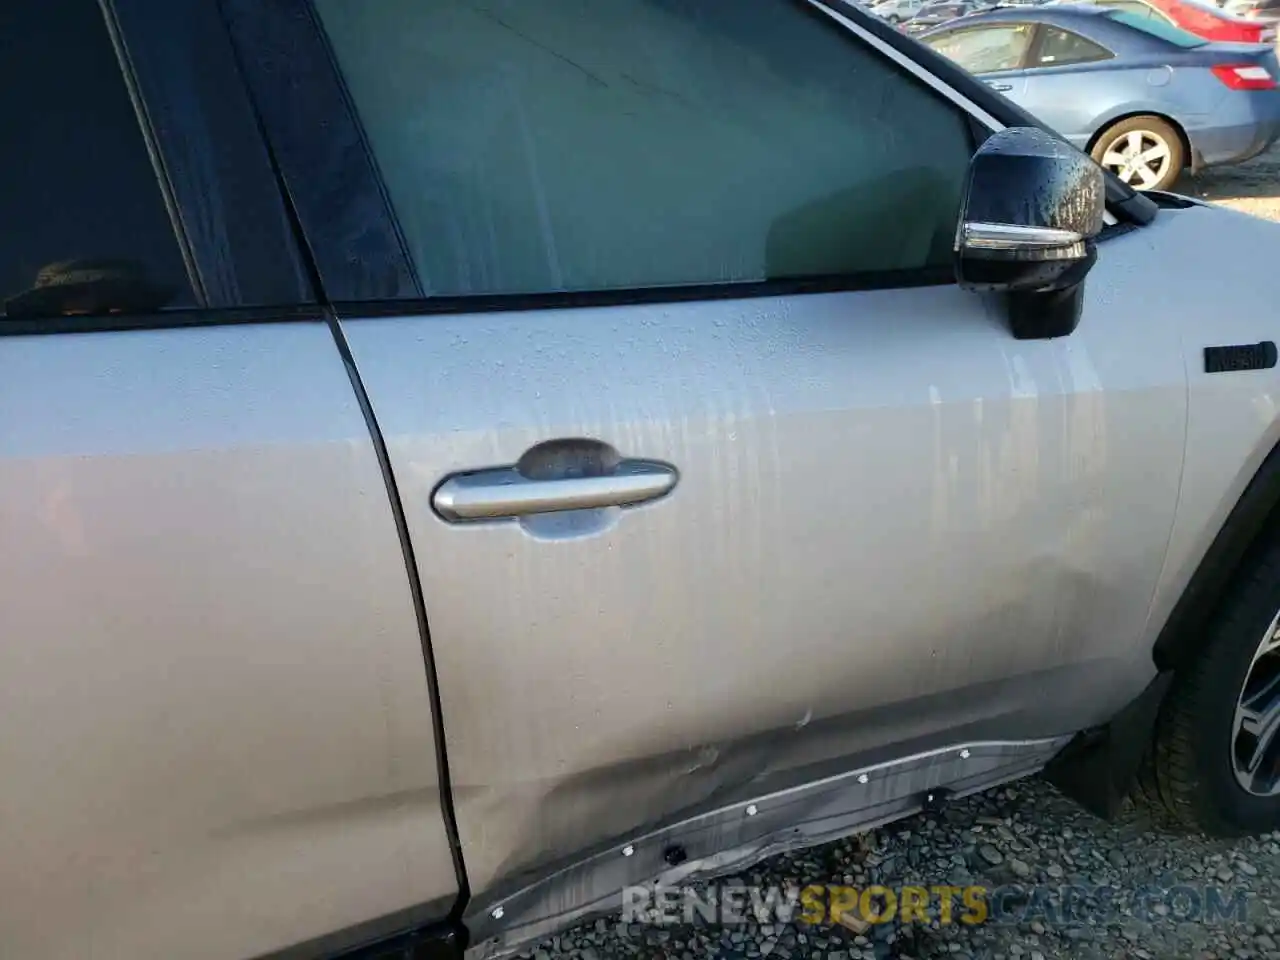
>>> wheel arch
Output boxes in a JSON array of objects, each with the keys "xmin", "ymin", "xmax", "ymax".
[
  {"xmin": 1086, "ymin": 109, "xmax": 1194, "ymax": 172},
  {"xmin": 1048, "ymin": 437, "xmax": 1280, "ymax": 820},
  {"xmin": 1154, "ymin": 438, "xmax": 1280, "ymax": 672}
]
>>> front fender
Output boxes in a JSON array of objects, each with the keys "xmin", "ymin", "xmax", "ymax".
[{"xmin": 1142, "ymin": 204, "xmax": 1280, "ymax": 666}]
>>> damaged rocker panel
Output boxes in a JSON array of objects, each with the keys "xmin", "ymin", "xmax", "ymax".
[{"xmin": 464, "ymin": 737, "xmax": 1071, "ymax": 959}]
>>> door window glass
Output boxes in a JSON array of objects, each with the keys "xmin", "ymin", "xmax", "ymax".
[
  {"xmin": 924, "ymin": 23, "xmax": 1035, "ymax": 73},
  {"xmin": 1033, "ymin": 25, "xmax": 1114, "ymax": 64},
  {"xmin": 311, "ymin": 0, "xmax": 978, "ymax": 297},
  {"xmin": 0, "ymin": 0, "xmax": 195, "ymax": 320}
]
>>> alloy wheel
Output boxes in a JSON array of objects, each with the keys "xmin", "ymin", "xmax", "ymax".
[
  {"xmin": 1232, "ymin": 609, "xmax": 1280, "ymax": 796},
  {"xmin": 1100, "ymin": 129, "xmax": 1172, "ymax": 190}
]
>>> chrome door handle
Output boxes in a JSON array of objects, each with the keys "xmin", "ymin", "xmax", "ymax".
[
  {"xmin": 986, "ymin": 82, "xmax": 1012, "ymax": 91},
  {"xmin": 433, "ymin": 460, "xmax": 677, "ymax": 521}
]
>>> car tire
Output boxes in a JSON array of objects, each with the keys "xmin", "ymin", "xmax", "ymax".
[
  {"xmin": 1090, "ymin": 116, "xmax": 1185, "ymax": 193},
  {"xmin": 1144, "ymin": 541, "xmax": 1280, "ymax": 836}
]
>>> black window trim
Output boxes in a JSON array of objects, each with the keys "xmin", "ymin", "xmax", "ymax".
[
  {"xmin": 105, "ymin": 0, "xmax": 315, "ymax": 312},
  {"xmin": 98, "ymin": 0, "xmax": 206, "ymax": 306},
  {"xmin": 219, "ymin": 0, "xmax": 420, "ymax": 304}
]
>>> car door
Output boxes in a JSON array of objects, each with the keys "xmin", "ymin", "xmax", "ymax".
[
  {"xmin": 920, "ymin": 21, "xmax": 1036, "ymax": 98},
  {"xmin": 0, "ymin": 1, "xmax": 459, "ymax": 958},
  {"xmin": 225, "ymin": 0, "xmax": 1188, "ymax": 945},
  {"xmin": 1018, "ymin": 23, "xmax": 1122, "ymax": 145}
]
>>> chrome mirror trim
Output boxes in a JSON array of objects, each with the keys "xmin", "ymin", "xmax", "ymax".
[{"xmin": 959, "ymin": 221, "xmax": 1086, "ymax": 253}]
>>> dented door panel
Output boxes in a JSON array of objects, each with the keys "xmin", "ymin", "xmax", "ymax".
[{"xmin": 339, "ymin": 271, "xmax": 1186, "ymax": 924}]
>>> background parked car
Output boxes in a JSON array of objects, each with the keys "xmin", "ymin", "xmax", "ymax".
[
  {"xmin": 1069, "ymin": 0, "xmax": 1277, "ymax": 41},
  {"xmin": 871, "ymin": 0, "xmax": 928, "ymax": 21},
  {"xmin": 904, "ymin": 0, "xmax": 989, "ymax": 33},
  {"xmin": 1222, "ymin": 0, "xmax": 1280, "ymax": 25},
  {"xmin": 921, "ymin": 5, "xmax": 1280, "ymax": 190}
]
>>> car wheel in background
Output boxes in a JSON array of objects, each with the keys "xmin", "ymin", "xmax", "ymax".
[
  {"xmin": 1090, "ymin": 116, "xmax": 1184, "ymax": 192},
  {"xmin": 1144, "ymin": 540, "xmax": 1280, "ymax": 836}
]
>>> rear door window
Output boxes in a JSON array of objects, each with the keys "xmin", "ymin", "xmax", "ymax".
[
  {"xmin": 1032, "ymin": 25, "xmax": 1114, "ymax": 64},
  {"xmin": 0, "ymin": 0, "xmax": 195, "ymax": 320},
  {"xmin": 924, "ymin": 23, "xmax": 1036, "ymax": 73}
]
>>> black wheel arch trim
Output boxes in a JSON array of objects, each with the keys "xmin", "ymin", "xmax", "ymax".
[
  {"xmin": 1154, "ymin": 438, "xmax": 1280, "ymax": 672},
  {"xmin": 1051, "ymin": 437, "xmax": 1280, "ymax": 817},
  {"xmin": 1043, "ymin": 669, "xmax": 1173, "ymax": 819}
]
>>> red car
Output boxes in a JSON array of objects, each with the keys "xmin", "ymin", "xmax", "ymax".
[{"xmin": 1092, "ymin": 0, "xmax": 1277, "ymax": 41}]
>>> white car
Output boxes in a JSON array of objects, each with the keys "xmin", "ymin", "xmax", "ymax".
[{"xmin": 873, "ymin": 0, "xmax": 930, "ymax": 20}]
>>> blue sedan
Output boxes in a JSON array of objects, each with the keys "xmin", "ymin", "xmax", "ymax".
[{"xmin": 919, "ymin": 5, "xmax": 1280, "ymax": 189}]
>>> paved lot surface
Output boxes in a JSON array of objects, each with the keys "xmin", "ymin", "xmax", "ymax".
[
  {"xmin": 1190, "ymin": 141, "xmax": 1280, "ymax": 220},
  {"xmin": 517, "ymin": 147, "xmax": 1280, "ymax": 960}
]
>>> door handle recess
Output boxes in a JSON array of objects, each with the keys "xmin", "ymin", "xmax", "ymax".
[{"xmin": 433, "ymin": 460, "xmax": 677, "ymax": 522}]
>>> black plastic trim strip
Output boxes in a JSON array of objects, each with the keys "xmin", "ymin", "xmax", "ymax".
[
  {"xmin": 99, "ymin": 0, "xmax": 207, "ymax": 306},
  {"xmin": 0, "ymin": 304, "xmax": 321, "ymax": 338},
  {"xmin": 249, "ymin": 904, "xmax": 462, "ymax": 960},
  {"xmin": 330, "ymin": 267, "xmax": 958, "ymax": 319},
  {"xmin": 220, "ymin": 0, "xmax": 469, "ymax": 924},
  {"xmin": 1154, "ymin": 438, "xmax": 1280, "ymax": 671},
  {"xmin": 109, "ymin": 0, "xmax": 314, "ymax": 309},
  {"xmin": 1205, "ymin": 341, "xmax": 1278, "ymax": 374},
  {"xmin": 324, "ymin": 307, "xmax": 472, "ymax": 926},
  {"xmin": 812, "ymin": 0, "xmax": 1158, "ymax": 226},
  {"xmin": 218, "ymin": 0, "xmax": 419, "ymax": 302}
]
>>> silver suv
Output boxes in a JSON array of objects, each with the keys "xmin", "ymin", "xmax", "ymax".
[{"xmin": 5, "ymin": 0, "xmax": 1280, "ymax": 958}]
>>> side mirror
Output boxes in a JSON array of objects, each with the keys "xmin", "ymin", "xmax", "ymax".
[{"xmin": 956, "ymin": 127, "xmax": 1106, "ymax": 340}]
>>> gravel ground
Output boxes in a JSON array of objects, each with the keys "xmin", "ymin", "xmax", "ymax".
[
  {"xmin": 1186, "ymin": 141, "xmax": 1280, "ymax": 220},
  {"xmin": 516, "ymin": 148, "xmax": 1280, "ymax": 960},
  {"xmin": 522, "ymin": 782, "xmax": 1280, "ymax": 960}
]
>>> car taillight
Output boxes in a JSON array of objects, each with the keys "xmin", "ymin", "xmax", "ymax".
[{"xmin": 1212, "ymin": 63, "xmax": 1279, "ymax": 90}]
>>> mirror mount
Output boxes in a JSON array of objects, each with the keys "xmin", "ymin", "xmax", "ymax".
[{"xmin": 956, "ymin": 127, "xmax": 1106, "ymax": 340}]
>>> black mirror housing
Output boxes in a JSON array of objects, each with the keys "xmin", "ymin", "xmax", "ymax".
[{"xmin": 956, "ymin": 127, "xmax": 1106, "ymax": 340}]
